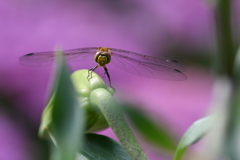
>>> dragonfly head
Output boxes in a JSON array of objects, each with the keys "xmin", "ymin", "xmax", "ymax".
[{"xmin": 94, "ymin": 47, "xmax": 112, "ymax": 66}]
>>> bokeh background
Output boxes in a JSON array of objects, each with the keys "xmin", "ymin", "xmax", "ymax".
[{"xmin": 1, "ymin": 0, "xmax": 239, "ymax": 159}]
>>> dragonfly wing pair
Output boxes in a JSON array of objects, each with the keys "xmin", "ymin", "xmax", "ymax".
[
  {"xmin": 19, "ymin": 47, "xmax": 98, "ymax": 67},
  {"xmin": 19, "ymin": 47, "xmax": 186, "ymax": 81},
  {"xmin": 109, "ymin": 48, "xmax": 186, "ymax": 81}
]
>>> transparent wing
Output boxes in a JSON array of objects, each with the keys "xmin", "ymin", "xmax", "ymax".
[
  {"xmin": 19, "ymin": 47, "xmax": 186, "ymax": 80},
  {"xmin": 110, "ymin": 48, "xmax": 185, "ymax": 72},
  {"xmin": 19, "ymin": 47, "xmax": 98, "ymax": 67},
  {"xmin": 111, "ymin": 52, "xmax": 187, "ymax": 81}
]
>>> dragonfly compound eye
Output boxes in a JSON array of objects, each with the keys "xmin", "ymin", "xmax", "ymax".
[{"xmin": 94, "ymin": 51, "xmax": 111, "ymax": 66}]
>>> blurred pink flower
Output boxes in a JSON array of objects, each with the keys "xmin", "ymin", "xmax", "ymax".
[{"xmin": 0, "ymin": 0, "xmax": 216, "ymax": 159}]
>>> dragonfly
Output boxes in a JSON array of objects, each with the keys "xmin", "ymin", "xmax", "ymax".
[{"xmin": 19, "ymin": 47, "xmax": 187, "ymax": 88}]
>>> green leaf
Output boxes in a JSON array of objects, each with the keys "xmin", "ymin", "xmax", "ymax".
[
  {"xmin": 174, "ymin": 116, "xmax": 213, "ymax": 160},
  {"xmin": 77, "ymin": 133, "xmax": 131, "ymax": 160},
  {"xmin": 90, "ymin": 88, "xmax": 149, "ymax": 160},
  {"xmin": 120, "ymin": 105, "xmax": 177, "ymax": 152},
  {"xmin": 40, "ymin": 51, "xmax": 85, "ymax": 160}
]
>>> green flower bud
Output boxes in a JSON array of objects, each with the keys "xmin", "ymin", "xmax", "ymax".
[{"xmin": 39, "ymin": 69, "xmax": 115, "ymax": 138}]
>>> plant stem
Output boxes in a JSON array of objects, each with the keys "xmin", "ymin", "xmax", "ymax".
[
  {"xmin": 214, "ymin": 0, "xmax": 235, "ymax": 76},
  {"xmin": 214, "ymin": 0, "xmax": 240, "ymax": 159},
  {"xmin": 90, "ymin": 88, "xmax": 149, "ymax": 160}
]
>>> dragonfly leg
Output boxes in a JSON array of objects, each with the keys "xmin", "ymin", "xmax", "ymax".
[
  {"xmin": 88, "ymin": 65, "xmax": 98, "ymax": 81},
  {"xmin": 103, "ymin": 66, "xmax": 115, "ymax": 91}
]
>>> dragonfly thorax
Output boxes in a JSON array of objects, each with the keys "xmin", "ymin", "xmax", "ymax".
[{"xmin": 94, "ymin": 48, "xmax": 112, "ymax": 66}]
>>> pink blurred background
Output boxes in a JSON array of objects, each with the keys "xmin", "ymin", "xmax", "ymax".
[{"xmin": 1, "ymin": 0, "xmax": 234, "ymax": 159}]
